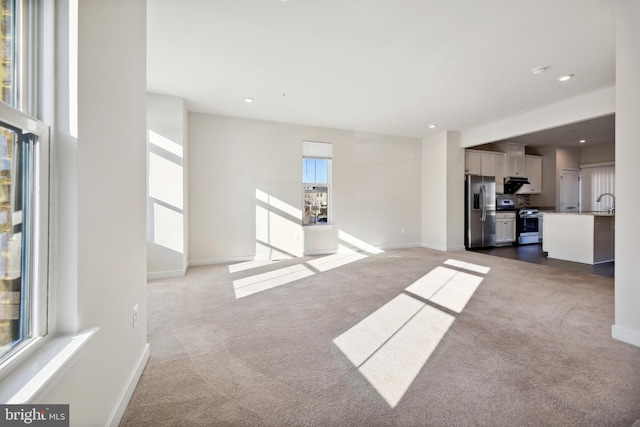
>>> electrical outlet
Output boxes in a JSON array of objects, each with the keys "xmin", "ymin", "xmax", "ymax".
[
  {"xmin": 401, "ymin": 228, "xmax": 405, "ymax": 234},
  {"xmin": 133, "ymin": 304, "xmax": 139, "ymax": 329}
]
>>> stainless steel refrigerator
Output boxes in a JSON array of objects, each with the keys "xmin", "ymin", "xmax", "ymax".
[{"xmin": 465, "ymin": 174, "xmax": 496, "ymax": 249}]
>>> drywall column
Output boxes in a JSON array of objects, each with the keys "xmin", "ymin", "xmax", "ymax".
[
  {"xmin": 612, "ymin": 0, "xmax": 640, "ymax": 347},
  {"xmin": 422, "ymin": 131, "xmax": 465, "ymax": 251},
  {"xmin": 147, "ymin": 94, "xmax": 189, "ymax": 279},
  {"xmin": 41, "ymin": 1, "xmax": 150, "ymax": 426}
]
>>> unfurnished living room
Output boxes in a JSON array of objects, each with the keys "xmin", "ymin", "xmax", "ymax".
[{"xmin": 1, "ymin": 1, "xmax": 639, "ymax": 427}]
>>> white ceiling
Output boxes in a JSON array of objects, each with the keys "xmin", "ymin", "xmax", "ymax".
[{"xmin": 147, "ymin": 0, "xmax": 616, "ymax": 144}]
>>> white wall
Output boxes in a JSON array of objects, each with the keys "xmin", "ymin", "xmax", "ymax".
[
  {"xmin": 555, "ymin": 146, "xmax": 580, "ymax": 210},
  {"xmin": 580, "ymin": 142, "xmax": 615, "ymax": 165},
  {"xmin": 528, "ymin": 146, "xmax": 557, "ymax": 208},
  {"xmin": 421, "ymin": 131, "xmax": 464, "ymax": 251},
  {"xmin": 147, "ymin": 93, "xmax": 189, "ymax": 278},
  {"xmin": 421, "ymin": 132, "xmax": 446, "ymax": 250},
  {"xmin": 188, "ymin": 114, "xmax": 422, "ymax": 264},
  {"xmin": 460, "ymin": 87, "xmax": 615, "ymax": 147},
  {"xmin": 613, "ymin": 0, "xmax": 640, "ymax": 347},
  {"xmin": 41, "ymin": 1, "xmax": 149, "ymax": 426},
  {"xmin": 446, "ymin": 132, "xmax": 465, "ymax": 250}
]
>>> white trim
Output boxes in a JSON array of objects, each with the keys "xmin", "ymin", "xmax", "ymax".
[
  {"xmin": 380, "ymin": 242, "xmax": 423, "ymax": 250},
  {"xmin": 580, "ymin": 161, "xmax": 615, "ymax": 169},
  {"xmin": 303, "ymin": 250, "xmax": 338, "ymax": 256},
  {"xmin": 612, "ymin": 324, "xmax": 640, "ymax": 348},
  {"xmin": 105, "ymin": 343, "xmax": 150, "ymax": 427},
  {"xmin": 147, "ymin": 269, "xmax": 186, "ymax": 281},
  {"xmin": 188, "ymin": 256, "xmax": 254, "ymax": 267},
  {"xmin": 421, "ymin": 242, "xmax": 447, "ymax": 252},
  {"xmin": 303, "ymin": 224, "xmax": 335, "ymax": 230},
  {"xmin": 0, "ymin": 328, "xmax": 99, "ymax": 403}
]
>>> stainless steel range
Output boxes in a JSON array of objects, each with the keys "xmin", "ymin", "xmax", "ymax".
[{"xmin": 518, "ymin": 208, "xmax": 541, "ymax": 244}]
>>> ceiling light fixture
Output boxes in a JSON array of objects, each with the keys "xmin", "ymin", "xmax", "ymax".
[
  {"xmin": 429, "ymin": 124, "xmax": 437, "ymax": 129},
  {"xmin": 244, "ymin": 98, "xmax": 254, "ymax": 103},
  {"xmin": 531, "ymin": 66, "xmax": 549, "ymax": 74},
  {"xmin": 558, "ymin": 74, "xmax": 574, "ymax": 82},
  {"xmin": 579, "ymin": 139, "xmax": 586, "ymax": 144}
]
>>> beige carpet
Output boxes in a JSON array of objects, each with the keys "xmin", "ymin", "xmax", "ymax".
[{"xmin": 120, "ymin": 247, "xmax": 640, "ymax": 426}]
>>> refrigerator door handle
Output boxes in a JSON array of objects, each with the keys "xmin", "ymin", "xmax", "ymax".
[{"xmin": 480, "ymin": 185, "xmax": 486, "ymax": 221}]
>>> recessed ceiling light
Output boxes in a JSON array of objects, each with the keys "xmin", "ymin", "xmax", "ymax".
[
  {"xmin": 244, "ymin": 98, "xmax": 254, "ymax": 103},
  {"xmin": 558, "ymin": 74, "xmax": 574, "ymax": 82},
  {"xmin": 429, "ymin": 124, "xmax": 437, "ymax": 129},
  {"xmin": 579, "ymin": 139, "xmax": 586, "ymax": 144},
  {"xmin": 531, "ymin": 66, "xmax": 549, "ymax": 74}
]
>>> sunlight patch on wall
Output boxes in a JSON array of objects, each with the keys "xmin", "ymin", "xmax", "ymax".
[
  {"xmin": 256, "ymin": 190, "xmax": 304, "ymax": 260},
  {"xmin": 338, "ymin": 230, "xmax": 383, "ymax": 254},
  {"xmin": 233, "ymin": 264, "xmax": 314, "ymax": 299},
  {"xmin": 149, "ymin": 152, "xmax": 183, "ymax": 209},
  {"xmin": 152, "ymin": 203, "xmax": 184, "ymax": 253},
  {"xmin": 149, "ymin": 130, "xmax": 184, "ymax": 158},
  {"xmin": 256, "ymin": 189, "xmax": 302, "ymax": 220}
]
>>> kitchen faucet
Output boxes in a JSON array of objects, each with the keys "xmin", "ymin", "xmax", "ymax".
[{"xmin": 596, "ymin": 192, "xmax": 615, "ymax": 214}]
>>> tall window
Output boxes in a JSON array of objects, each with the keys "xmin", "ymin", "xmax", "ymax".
[
  {"xmin": 0, "ymin": 0, "xmax": 50, "ymax": 365},
  {"xmin": 581, "ymin": 163, "xmax": 615, "ymax": 212},
  {"xmin": 302, "ymin": 141, "xmax": 332, "ymax": 226}
]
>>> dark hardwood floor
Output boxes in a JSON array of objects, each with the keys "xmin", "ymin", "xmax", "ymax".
[{"xmin": 471, "ymin": 243, "xmax": 614, "ymax": 278}]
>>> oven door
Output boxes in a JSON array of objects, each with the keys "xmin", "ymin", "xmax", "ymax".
[
  {"xmin": 521, "ymin": 216, "xmax": 539, "ymax": 233},
  {"xmin": 518, "ymin": 215, "xmax": 540, "ymax": 244}
]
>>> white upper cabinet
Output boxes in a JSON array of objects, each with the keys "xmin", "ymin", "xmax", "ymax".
[
  {"xmin": 465, "ymin": 149, "xmax": 505, "ymax": 193},
  {"xmin": 464, "ymin": 150, "xmax": 481, "ymax": 175},
  {"xmin": 524, "ymin": 155, "xmax": 542, "ymax": 194},
  {"xmin": 481, "ymin": 152, "xmax": 505, "ymax": 193},
  {"xmin": 505, "ymin": 143, "xmax": 525, "ymax": 177}
]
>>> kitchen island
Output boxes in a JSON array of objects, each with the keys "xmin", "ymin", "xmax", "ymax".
[{"xmin": 542, "ymin": 212, "xmax": 614, "ymax": 264}]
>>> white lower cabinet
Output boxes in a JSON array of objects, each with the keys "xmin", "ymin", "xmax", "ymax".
[{"xmin": 495, "ymin": 212, "xmax": 516, "ymax": 245}]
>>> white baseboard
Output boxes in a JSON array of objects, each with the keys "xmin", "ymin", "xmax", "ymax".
[
  {"xmin": 304, "ymin": 250, "xmax": 338, "ymax": 256},
  {"xmin": 447, "ymin": 244, "xmax": 466, "ymax": 251},
  {"xmin": 147, "ymin": 269, "xmax": 186, "ymax": 281},
  {"xmin": 420, "ymin": 242, "xmax": 447, "ymax": 252},
  {"xmin": 106, "ymin": 343, "xmax": 150, "ymax": 427},
  {"xmin": 612, "ymin": 324, "xmax": 640, "ymax": 348},
  {"xmin": 189, "ymin": 256, "xmax": 254, "ymax": 267},
  {"xmin": 380, "ymin": 242, "xmax": 421, "ymax": 250}
]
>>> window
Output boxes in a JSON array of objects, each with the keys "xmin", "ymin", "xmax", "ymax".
[
  {"xmin": 302, "ymin": 141, "xmax": 332, "ymax": 226},
  {"xmin": 581, "ymin": 163, "xmax": 615, "ymax": 212},
  {"xmin": 0, "ymin": 0, "xmax": 50, "ymax": 366}
]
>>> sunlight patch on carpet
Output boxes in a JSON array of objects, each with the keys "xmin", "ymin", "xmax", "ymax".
[
  {"xmin": 233, "ymin": 264, "xmax": 314, "ymax": 298},
  {"xmin": 359, "ymin": 305, "xmax": 454, "ymax": 407},
  {"xmin": 333, "ymin": 259, "xmax": 489, "ymax": 408},
  {"xmin": 444, "ymin": 258, "xmax": 491, "ymax": 274},
  {"xmin": 306, "ymin": 247, "xmax": 368, "ymax": 272},
  {"xmin": 333, "ymin": 294, "xmax": 424, "ymax": 366},
  {"xmin": 228, "ymin": 259, "xmax": 280, "ymax": 274},
  {"xmin": 405, "ymin": 267, "xmax": 483, "ymax": 313}
]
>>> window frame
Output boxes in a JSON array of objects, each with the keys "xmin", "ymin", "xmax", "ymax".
[
  {"xmin": 302, "ymin": 141, "xmax": 333, "ymax": 226},
  {"xmin": 0, "ymin": 0, "xmax": 51, "ymax": 377},
  {"xmin": 0, "ymin": 101, "xmax": 50, "ymax": 373}
]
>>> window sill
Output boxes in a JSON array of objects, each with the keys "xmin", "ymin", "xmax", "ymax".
[
  {"xmin": 302, "ymin": 224, "xmax": 334, "ymax": 230},
  {"xmin": 0, "ymin": 327, "xmax": 99, "ymax": 404}
]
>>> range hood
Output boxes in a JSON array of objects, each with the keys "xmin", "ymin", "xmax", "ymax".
[{"xmin": 504, "ymin": 176, "xmax": 530, "ymax": 194}]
